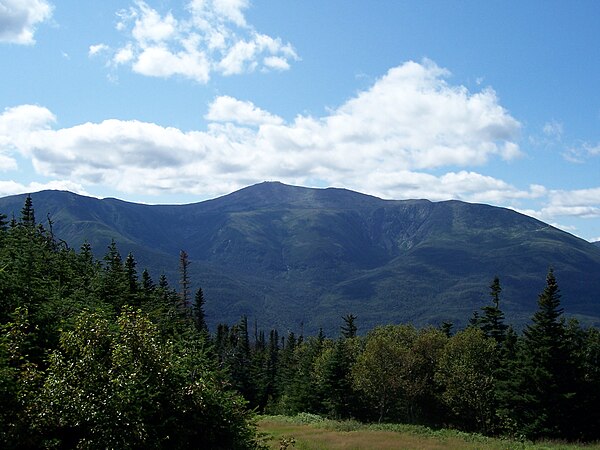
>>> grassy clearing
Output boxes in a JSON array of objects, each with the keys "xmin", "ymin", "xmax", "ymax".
[{"xmin": 258, "ymin": 414, "xmax": 600, "ymax": 450}]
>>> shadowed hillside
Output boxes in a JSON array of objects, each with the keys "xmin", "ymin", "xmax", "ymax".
[{"xmin": 1, "ymin": 182, "xmax": 599, "ymax": 334}]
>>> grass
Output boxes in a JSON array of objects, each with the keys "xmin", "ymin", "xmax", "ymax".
[{"xmin": 258, "ymin": 414, "xmax": 600, "ymax": 450}]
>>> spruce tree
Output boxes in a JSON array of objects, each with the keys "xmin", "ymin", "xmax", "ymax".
[
  {"xmin": 341, "ymin": 314, "xmax": 357, "ymax": 338},
  {"xmin": 193, "ymin": 287, "xmax": 208, "ymax": 335},
  {"xmin": 124, "ymin": 252, "xmax": 139, "ymax": 303},
  {"xmin": 20, "ymin": 195, "xmax": 35, "ymax": 227},
  {"xmin": 179, "ymin": 250, "xmax": 191, "ymax": 309},
  {"xmin": 479, "ymin": 277, "xmax": 508, "ymax": 346},
  {"xmin": 512, "ymin": 269, "xmax": 575, "ymax": 438}
]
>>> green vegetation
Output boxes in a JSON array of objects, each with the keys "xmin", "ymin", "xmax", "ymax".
[
  {"xmin": 1, "ymin": 195, "xmax": 599, "ymax": 448},
  {"xmin": 258, "ymin": 415, "xmax": 600, "ymax": 450},
  {"xmin": 0, "ymin": 198, "xmax": 262, "ymax": 448}
]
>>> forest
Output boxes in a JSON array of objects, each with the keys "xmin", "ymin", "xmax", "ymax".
[{"xmin": 1, "ymin": 196, "xmax": 599, "ymax": 448}]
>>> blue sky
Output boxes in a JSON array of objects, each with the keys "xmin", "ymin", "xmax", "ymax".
[{"xmin": 1, "ymin": 1, "xmax": 599, "ymax": 241}]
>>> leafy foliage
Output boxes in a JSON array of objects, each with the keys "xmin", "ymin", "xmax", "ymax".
[{"xmin": 0, "ymin": 197, "xmax": 263, "ymax": 449}]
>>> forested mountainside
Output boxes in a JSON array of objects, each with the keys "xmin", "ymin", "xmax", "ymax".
[
  {"xmin": 1, "ymin": 204, "xmax": 599, "ymax": 446},
  {"xmin": 1, "ymin": 181, "xmax": 599, "ymax": 334}
]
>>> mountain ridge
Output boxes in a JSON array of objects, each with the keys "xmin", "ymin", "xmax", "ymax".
[{"xmin": 1, "ymin": 182, "xmax": 599, "ymax": 334}]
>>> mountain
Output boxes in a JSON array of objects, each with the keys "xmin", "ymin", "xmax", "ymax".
[{"xmin": 1, "ymin": 182, "xmax": 599, "ymax": 335}]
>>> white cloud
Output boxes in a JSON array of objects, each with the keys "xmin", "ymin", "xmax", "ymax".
[
  {"xmin": 89, "ymin": 43, "xmax": 109, "ymax": 56},
  {"xmin": 0, "ymin": 105, "xmax": 55, "ymax": 169},
  {"xmin": 517, "ymin": 187, "xmax": 600, "ymax": 232},
  {"xmin": 92, "ymin": 0, "xmax": 298, "ymax": 83},
  {"xmin": 205, "ymin": 96, "xmax": 284, "ymax": 126},
  {"xmin": 0, "ymin": 0, "xmax": 52, "ymax": 44},
  {"xmin": 0, "ymin": 61, "xmax": 524, "ymax": 202},
  {"xmin": 132, "ymin": 44, "xmax": 211, "ymax": 82},
  {"xmin": 544, "ymin": 187, "xmax": 600, "ymax": 218},
  {"xmin": 561, "ymin": 138, "xmax": 600, "ymax": 163},
  {"xmin": 0, "ymin": 154, "xmax": 17, "ymax": 171},
  {"xmin": 0, "ymin": 179, "xmax": 90, "ymax": 197}
]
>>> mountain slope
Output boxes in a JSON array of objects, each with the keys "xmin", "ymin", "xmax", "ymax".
[{"xmin": 1, "ymin": 182, "xmax": 599, "ymax": 334}]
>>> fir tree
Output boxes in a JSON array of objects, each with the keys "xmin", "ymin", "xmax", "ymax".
[{"xmin": 341, "ymin": 314, "xmax": 357, "ymax": 338}]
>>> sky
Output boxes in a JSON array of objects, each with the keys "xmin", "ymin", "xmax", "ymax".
[{"xmin": 0, "ymin": 1, "xmax": 599, "ymax": 241}]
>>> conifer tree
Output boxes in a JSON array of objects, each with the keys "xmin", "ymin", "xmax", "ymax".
[
  {"xmin": 341, "ymin": 314, "xmax": 357, "ymax": 338},
  {"xmin": 193, "ymin": 287, "xmax": 208, "ymax": 335},
  {"xmin": 124, "ymin": 252, "xmax": 139, "ymax": 304},
  {"xmin": 179, "ymin": 250, "xmax": 191, "ymax": 309},
  {"xmin": 20, "ymin": 195, "xmax": 35, "ymax": 227},
  {"xmin": 0, "ymin": 212, "xmax": 8, "ymax": 232},
  {"xmin": 511, "ymin": 269, "xmax": 575, "ymax": 438},
  {"xmin": 479, "ymin": 277, "xmax": 508, "ymax": 346},
  {"xmin": 99, "ymin": 240, "xmax": 128, "ymax": 309},
  {"xmin": 141, "ymin": 269, "xmax": 154, "ymax": 292}
]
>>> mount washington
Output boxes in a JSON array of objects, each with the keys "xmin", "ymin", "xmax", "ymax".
[{"xmin": 1, "ymin": 181, "xmax": 599, "ymax": 335}]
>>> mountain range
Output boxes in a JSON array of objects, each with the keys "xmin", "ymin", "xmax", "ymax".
[{"xmin": 1, "ymin": 182, "xmax": 599, "ymax": 335}]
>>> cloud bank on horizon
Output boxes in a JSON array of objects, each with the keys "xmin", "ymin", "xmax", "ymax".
[{"xmin": 0, "ymin": 0, "xmax": 599, "ymax": 241}]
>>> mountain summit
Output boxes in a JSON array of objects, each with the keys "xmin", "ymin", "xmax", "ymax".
[{"xmin": 1, "ymin": 182, "xmax": 599, "ymax": 334}]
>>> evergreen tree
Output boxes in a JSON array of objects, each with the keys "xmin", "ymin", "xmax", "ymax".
[
  {"xmin": 0, "ymin": 212, "xmax": 8, "ymax": 232},
  {"xmin": 341, "ymin": 314, "xmax": 357, "ymax": 338},
  {"xmin": 573, "ymin": 326, "xmax": 600, "ymax": 440},
  {"xmin": 124, "ymin": 253, "xmax": 138, "ymax": 297},
  {"xmin": 479, "ymin": 277, "xmax": 508, "ymax": 346},
  {"xmin": 19, "ymin": 195, "xmax": 35, "ymax": 228},
  {"xmin": 138, "ymin": 269, "xmax": 155, "ymax": 305},
  {"xmin": 511, "ymin": 269, "xmax": 575, "ymax": 438},
  {"xmin": 316, "ymin": 338, "xmax": 360, "ymax": 419},
  {"xmin": 193, "ymin": 287, "xmax": 208, "ymax": 335},
  {"xmin": 179, "ymin": 250, "xmax": 191, "ymax": 309},
  {"xmin": 99, "ymin": 240, "xmax": 128, "ymax": 309},
  {"xmin": 226, "ymin": 317, "xmax": 254, "ymax": 403},
  {"xmin": 440, "ymin": 321, "xmax": 453, "ymax": 337}
]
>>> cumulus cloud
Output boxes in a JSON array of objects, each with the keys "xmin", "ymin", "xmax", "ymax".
[
  {"xmin": 0, "ymin": 61, "xmax": 525, "ymax": 201},
  {"xmin": 89, "ymin": 43, "xmax": 109, "ymax": 56},
  {"xmin": 543, "ymin": 187, "xmax": 600, "ymax": 218},
  {"xmin": 92, "ymin": 0, "xmax": 298, "ymax": 83},
  {"xmin": 205, "ymin": 96, "xmax": 284, "ymax": 126},
  {"xmin": 0, "ymin": 104, "xmax": 55, "ymax": 170},
  {"xmin": 0, "ymin": 0, "xmax": 53, "ymax": 45},
  {"xmin": 0, "ymin": 179, "xmax": 90, "ymax": 197}
]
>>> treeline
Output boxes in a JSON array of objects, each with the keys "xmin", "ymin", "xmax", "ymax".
[
  {"xmin": 1, "ymin": 197, "xmax": 600, "ymax": 448},
  {"xmin": 0, "ymin": 197, "xmax": 262, "ymax": 449},
  {"xmin": 214, "ymin": 275, "xmax": 600, "ymax": 441}
]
